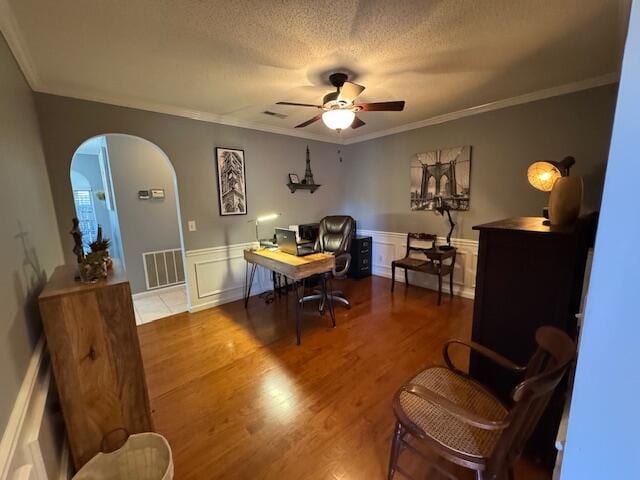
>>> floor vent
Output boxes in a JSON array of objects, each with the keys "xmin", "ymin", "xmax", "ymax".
[{"xmin": 143, "ymin": 248, "xmax": 185, "ymax": 290}]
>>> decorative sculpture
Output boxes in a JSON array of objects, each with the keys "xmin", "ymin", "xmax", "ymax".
[
  {"xmin": 434, "ymin": 197, "xmax": 456, "ymax": 249},
  {"xmin": 304, "ymin": 146, "xmax": 315, "ymax": 185},
  {"xmin": 70, "ymin": 217, "xmax": 85, "ymax": 263}
]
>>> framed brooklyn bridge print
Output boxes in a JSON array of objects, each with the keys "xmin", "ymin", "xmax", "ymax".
[
  {"xmin": 215, "ymin": 147, "xmax": 247, "ymax": 216},
  {"xmin": 410, "ymin": 145, "xmax": 471, "ymax": 211}
]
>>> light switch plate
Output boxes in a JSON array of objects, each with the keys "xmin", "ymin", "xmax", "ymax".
[{"xmin": 188, "ymin": 220, "xmax": 197, "ymax": 232}]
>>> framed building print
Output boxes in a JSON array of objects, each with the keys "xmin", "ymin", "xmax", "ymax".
[{"xmin": 215, "ymin": 147, "xmax": 247, "ymax": 216}]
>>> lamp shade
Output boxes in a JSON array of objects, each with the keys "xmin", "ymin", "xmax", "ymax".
[
  {"xmin": 322, "ymin": 109, "xmax": 355, "ymax": 130},
  {"xmin": 527, "ymin": 161, "xmax": 562, "ymax": 192},
  {"xmin": 256, "ymin": 213, "xmax": 280, "ymax": 223}
]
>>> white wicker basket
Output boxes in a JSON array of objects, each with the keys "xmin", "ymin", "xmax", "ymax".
[{"xmin": 73, "ymin": 432, "xmax": 173, "ymax": 480}]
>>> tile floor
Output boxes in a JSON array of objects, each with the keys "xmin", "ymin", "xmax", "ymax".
[{"xmin": 132, "ymin": 285, "xmax": 188, "ymax": 325}]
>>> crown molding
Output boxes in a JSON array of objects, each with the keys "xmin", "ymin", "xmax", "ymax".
[
  {"xmin": 31, "ymin": 72, "xmax": 619, "ymax": 147},
  {"xmin": 1, "ymin": 0, "xmax": 619, "ymax": 146},
  {"xmin": 34, "ymin": 84, "xmax": 342, "ymax": 144},
  {"xmin": 341, "ymin": 73, "xmax": 619, "ymax": 145},
  {"xmin": 0, "ymin": 0, "xmax": 42, "ymax": 90}
]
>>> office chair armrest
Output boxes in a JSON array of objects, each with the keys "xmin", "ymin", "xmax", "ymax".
[
  {"xmin": 443, "ymin": 339, "xmax": 527, "ymax": 376},
  {"xmin": 332, "ymin": 252, "xmax": 351, "ymax": 278},
  {"xmin": 400, "ymin": 383, "xmax": 509, "ymax": 431}
]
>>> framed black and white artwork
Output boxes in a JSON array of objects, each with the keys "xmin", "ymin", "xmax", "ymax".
[
  {"xmin": 410, "ymin": 145, "xmax": 471, "ymax": 211},
  {"xmin": 215, "ymin": 147, "xmax": 247, "ymax": 216}
]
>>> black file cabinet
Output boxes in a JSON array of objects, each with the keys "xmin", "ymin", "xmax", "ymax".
[{"xmin": 348, "ymin": 235, "xmax": 372, "ymax": 279}]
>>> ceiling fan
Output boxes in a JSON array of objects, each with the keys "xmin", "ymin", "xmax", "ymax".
[{"xmin": 276, "ymin": 72, "xmax": 405, "ymax": 131}]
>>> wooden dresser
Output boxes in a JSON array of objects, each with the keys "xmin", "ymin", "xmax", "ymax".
[
  {"xmin": 471, "ymin": 216, "xmax": 595, "ymax": 466},
  {"xmin": 38, "ymin": 265, "xmax": 153, "ymax": 469}
]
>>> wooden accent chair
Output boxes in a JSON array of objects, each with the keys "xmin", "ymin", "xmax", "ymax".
[
  {"xmin": 387, "ymin": 326, "xmax": 576, "ymax": 480},
  {"xmin": 391, "ymin": 233, "xmax": 456, "ymax": 305}
]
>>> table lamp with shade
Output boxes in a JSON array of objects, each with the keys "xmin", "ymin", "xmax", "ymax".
[{"xmin": 527, "ymin": 156, "xmax": 582, "ymax": 226}]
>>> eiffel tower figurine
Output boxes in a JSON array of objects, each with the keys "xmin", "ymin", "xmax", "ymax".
[{"xmin": 303, "ymin": 146, "xmax": 315, "ymax": 185}]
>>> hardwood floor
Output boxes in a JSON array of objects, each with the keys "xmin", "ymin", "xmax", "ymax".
[{"xmin": 138, "ymin": 276, "xmax": 551, "ymax": 479}]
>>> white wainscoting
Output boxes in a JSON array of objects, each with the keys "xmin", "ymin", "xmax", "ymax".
[
  {"xmin": 358, "ymin": 229, "xmax": 479, "ymax": 299},
  {"xmin": 185, "ymin": 242, "xmax": 272, "ymax": 312},
  {"xmin": 184, "ymin": 233, "xmax": 478, "ymax": 313},
  {"xmin": 0, "ymin": 338, "xmax": 70, "ymax": 480}
]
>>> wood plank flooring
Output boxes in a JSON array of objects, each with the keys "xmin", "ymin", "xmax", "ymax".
[{"xmin": 138, "ymin": 276, "xmax": 551, "ymax": 479}]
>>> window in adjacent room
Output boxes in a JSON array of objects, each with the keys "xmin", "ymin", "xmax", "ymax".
[{"xmin": 73, "ymin": 189, "xmax": 98, "ymax": 243}]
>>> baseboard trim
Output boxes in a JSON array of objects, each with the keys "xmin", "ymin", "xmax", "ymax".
[
  {"xmin": 132, "ymin": 283, "xmax": 185, "ymax": 300},
  {"xmin": 189, "ymin": 282, "xmax": 271, "ymax": 312},
  {"xmin": 372, "ymin": 265, "xmax": 475, "ymax": 299}
]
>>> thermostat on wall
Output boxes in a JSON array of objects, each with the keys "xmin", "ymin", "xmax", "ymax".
[
  {"xmin": 151, "ymin": 189, "xmax": 165, "ymax": 199},
  {"xmin": 138, "ymin": 190, "xmax": 150, "ymax": 200}
]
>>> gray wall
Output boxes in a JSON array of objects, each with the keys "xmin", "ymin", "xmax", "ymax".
[
  {"xmin": 105, "ymin": 134, "xmax": 181, "ymax": 294},
  {"xmin": 342, "ymin": 85, "xmax": 617, "ymax": 240},
  {"xmin": 34, "ymin": 94, "xmax": 347, "ymax": 265},
  {"xmin": 0, "ymin": 33, "xmax": 63, "ymax": 433}
]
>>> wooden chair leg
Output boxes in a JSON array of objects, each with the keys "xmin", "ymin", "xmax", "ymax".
[
  {"xmin": 391, "ymin": 264, "xmax": 395, "ymax": 292},
  {"xmin": 437, "ymin": 274, "xmax": 442, "ymax": 305},
  {"xmin": 404, "ymin": 268, "xmax": 408, "ymax": 286},
  {"xmin": 474, "ymin": 471, "xmax": 484, "ymax": 480},
  {"xmin": 387, "ymin": 421, "xmax": 404, "ymax": 480}
]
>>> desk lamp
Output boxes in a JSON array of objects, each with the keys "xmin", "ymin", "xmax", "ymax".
[{"xmin": 250, "ymin": 213, "xmax": 281, "ymax": 247}]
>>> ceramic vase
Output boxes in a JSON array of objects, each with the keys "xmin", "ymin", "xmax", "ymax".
[{"xmin": 548, "ymin": 176, "xmax": 583, "ymax": 226}]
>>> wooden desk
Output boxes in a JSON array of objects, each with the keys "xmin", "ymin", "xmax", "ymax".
[{"xmin": 243, "ymin": 249, "xmax": 335, "ymax": 344}]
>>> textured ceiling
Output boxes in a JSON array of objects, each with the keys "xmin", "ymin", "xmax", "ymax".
[{"xmin": 6, "ymin": 0, "xmax": 626, "ymax": 142}]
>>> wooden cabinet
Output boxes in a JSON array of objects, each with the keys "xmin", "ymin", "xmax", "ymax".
[
  {"xmin": 38, "ymin": 265, "xmax": 153, "ymax": 469},
  {"xmin": 470, "ymin": 216, "xmax": 594, "ymax": 466}
]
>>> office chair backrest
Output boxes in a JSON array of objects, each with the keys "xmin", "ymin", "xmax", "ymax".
[{"xmin": 315, "ymin": 216, "xmax": 355, "ymax": 255}]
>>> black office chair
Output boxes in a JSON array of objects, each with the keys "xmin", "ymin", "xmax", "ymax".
[{"xmin": 302, "ymin": 215, "xmax": 355, "ymax": 311}]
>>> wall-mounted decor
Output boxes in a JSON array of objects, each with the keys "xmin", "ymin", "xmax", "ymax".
[
  {"xmin": 410, "ymin": 145, "xmax": 471, "ymax": 211},
  {"xmin": 287, "ymin": 146, "xmax": 321, "ymax": 193},
  {"xmin": 138, "ymin": 190, "xmax": 150, "ymax": 200},
  {"xmin": 215, "ymin": 147, "xmax": 247, "ymax": 216},
  {"xmin": 151, "ymin": 188, "xmax": 165, "ymax": 199}
]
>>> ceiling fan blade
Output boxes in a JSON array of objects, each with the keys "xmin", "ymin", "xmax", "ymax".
[
  {"xmin": 338, "ymin": 82, "xmax": 366, "ymax": 102},
  {"xmin": 295, "ymin": 114, "xmax": 322, "ymax": 128},
  {"xmin": 357, "ymin": 101, "xmax": 405, "ymax": 111},
  {"xmin": 276, "ymin": 101, "xmax": 322, "ymax": 108},
  {"xmin": 351, "ymin": 116, "xmax": 366, "ymax": 129}
]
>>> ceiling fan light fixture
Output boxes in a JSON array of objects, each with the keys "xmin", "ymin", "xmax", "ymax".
[{"xmin": 321, "ymin": 109, "xmax": 355, "ymax": 130}]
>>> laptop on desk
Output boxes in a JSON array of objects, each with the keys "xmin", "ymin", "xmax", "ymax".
[{"xmin": 276, "ymin": 228, "xmax": 315, "ymax": 256}]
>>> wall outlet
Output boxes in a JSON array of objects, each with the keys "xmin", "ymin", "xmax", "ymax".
[{"xmin": 188, "ymin": 220, "xmax": 197, "ymax": 232}]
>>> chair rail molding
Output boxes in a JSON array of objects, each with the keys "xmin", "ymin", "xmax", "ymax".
[
  {"xmin": 0, "ymin": 338, "xmax": 70, "ymax": 480},
  {"xmin": 358, "ymin": 229, "xmax": 479, "ymax": 299},
  {"xmin": 185, "ymin": 242, "xmax": 272, "ymax": 312}
]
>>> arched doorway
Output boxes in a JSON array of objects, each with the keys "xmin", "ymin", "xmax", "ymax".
[{"xmin": 69, "ymin": 134, "xmax": 188, "ymax": 324}]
